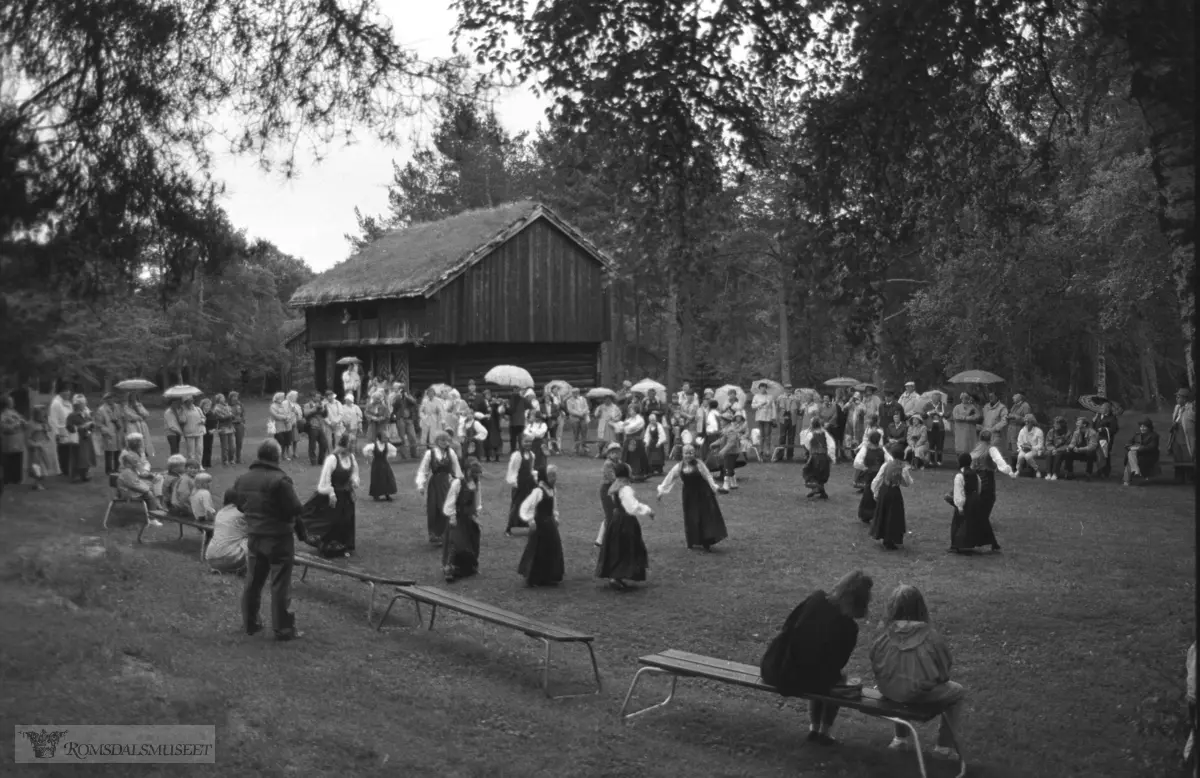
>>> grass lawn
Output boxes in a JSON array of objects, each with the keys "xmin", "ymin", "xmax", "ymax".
[{"xmin": 0, "ymin": 399, "xmax": 1194, "ymax": 777}]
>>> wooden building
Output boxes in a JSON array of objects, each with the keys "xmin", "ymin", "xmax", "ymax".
[{"xmin": 289, "ymin": 201, "xmax": 614, "ymax": 394}]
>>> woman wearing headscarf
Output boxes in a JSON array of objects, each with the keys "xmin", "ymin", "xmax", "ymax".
[
  {"xmin": 948, "ymin": 452, "xmax": 1000, "ymax": 553},
  {"xmin": 517, "ymin": 465, "xmax": 565, "ymax": 587},
  {"xmin": 1123, "ymin": 418, "xmax": 1161, "ymax": 486},
  {"xmin": 228, "ymin": 391, "xmax": 246, "ymax": 465},
  {"xmin": 300, "ymin": 433, "xmax": 360, "ymax": 557},
  {"xmin": 269, "ymin": 393, "xmax": 295, "ymax": 462},
  {"xmin": 970, "ymin": 429, "xmax": 1017, "ymax": 527},
  {"xmin": 122, "ymin": 392, "xmax": 154, "ymax": 459},
  {"xmin": 854, "ymin": 431, "xmax": 891, "ymax": 523},
  {"xmin": 442, "ymin": 457, "xmax": 484, "ymax": 582},
  {"xmin": 870, "ymin": 585, "xmax": 965, "ymax": 762},
  {"xmin": 621, "ymin": 404, "xmax": 649, "ymax": 482},
  {"xmin": 116, "ymin": 433, "xmax": 165, "ymax": 521},
  {"xmin": 596, "ymin": 463, "xmax": 655, "ymax": 589},
  {"xmin": 656, "ymin": 444, "xmax": 728, "ymax": 551},
  {"xmin": 870, "ymin": 444, "xmax": 913, "ymax": 551},
  {"xmin": 212, "ymin": 394, "xmax": 235, "ymax": 466},
  {"xmin": 760, "ymin": 570, "xmax": 875, "ymax": 746},
  {"xmin": 416, "ymin": 431, "xmax": 463, "ymax": 544},
  {"xmin": 951, "ymin": 393, "xmax": 980, "ymax": 457}
]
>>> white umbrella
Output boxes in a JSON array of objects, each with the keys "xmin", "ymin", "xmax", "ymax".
[
  {"xmin": 163, "ymin": 385, "xmax": 202, "ymax": 399},
  {"xmin": 753, "ymin": 379, "xmax": 785, "ymax": 398},
  {"xmin": 715, "ymin": 384, "xmax": 746, "ymax": 410},
  {"xmin": 485, "ymin": 364, "xmax": 534, "ymax": 389},
  {"xmin": 630, "ymin": 378, "xmax": 666, "ymax": 395},
  {"xmin": 545, "ymin": 379, "xmax": 572, "ymax": 397},
  {"xmin": 586, "ymin": 387, "xmax": 616, "ymax": 399},
  {"xmin": 115, "ymin": 378, "xmax": 156, "ymax": 391},
  {"xmin": 336, "ymin": 356, "xmax": 362, "ymax": 365}
]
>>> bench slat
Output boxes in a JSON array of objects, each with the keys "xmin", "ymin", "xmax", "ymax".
[
  {"xmin": 159, "ymin": 516, "xmax": 211, "ymax": 532},
  {"xmin": 293, "ymin": 553, "xmax": 415, "ymax": 587},
  {"xmin": 639, "ymin": 651, "xmax": 946, "ymax": 722},
  {"xmin": 399, "ymin": 585, "xmax": 591, "ymax": 642}
]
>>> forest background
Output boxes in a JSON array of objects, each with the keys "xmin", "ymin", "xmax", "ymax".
[{"xmin": 0, "ymin": 0, "xmax": 1192, "ymax": 412}]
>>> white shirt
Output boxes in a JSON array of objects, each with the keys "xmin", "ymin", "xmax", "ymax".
[
  {"xmin": 506, "ymin": 450, "xmax": 536, "ymax": 486},
  {"xmin": 49, "ymin": 395, "xmax": 70, "ymax": 438},
  {"xmin": 622, "ymin": 415, "xmax": 645, "ymax": 436},
  {"xmin": 341, "ymin": 403, "xmax": 363, "ymax": 432},
  {"xmin": 643, "ymin": 422, "xmax": 669, "ymax": 448},
  {"xmin": 871, "ymin": 463, "xmax": 914, "ymax": 499},
  {"xmin": 415, "ymin": 447, "xmax": 462, "ymax": 491},
  {"xmin": 853, "ymin": 444, "xmax": 894, "ymax": 471},
  {"xmin": 206, "ymin": 505, "xmax": 248, "ymax": 571},
  {"xmin": 442, "ymin": 477, "xmax": 482, "ymax": 521},
  {"xmin": 317, "ymin": 453, "xmax": 360, "ymax": 495},
  {"xmin": 1016, "ymin": 426, "xmax": 1044, "ymax": 455},
  {"xmin": 799, "ymin": 428, "xmax": 837, "ymax": 452},
  {"xmin": 657, "ymin": 461, "xmax": 720, "ymax": 496},
  {"xmin": 566, "ymin": 397, "xmax": 589, "ymax": 418},
  {"xmin": 704, "ymin": 409, "xmax": 721, "ymax": 435},
  {"xmin": 518, "ymin": 486, "xmax": 559, "ymax": 525},
  {"xmin": 342, "ymin": 369, "xmax": 360, "ymax": 391},
  {"xmin": 609, "ymin": 482, "xmax": 654, "ymax": 517},
  {"xmin": 952, "ymin": 471, "xmax": 969, "ymax": 511}
]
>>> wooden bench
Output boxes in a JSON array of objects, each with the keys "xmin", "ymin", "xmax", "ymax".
[
  {"xmin": 292, "ymin": 551, "xmax": 416, "ymax": 625},
  {"xmin": 135, "ymin": 512, "xmax": 211, "ymax": 561},
  {"xmin": 620, "ymin": 649, "xmax": 966, "ymax": 778},
  {"xmin": 377, "ymin": 585, "xmax": 600, "ymax": 700},
  {"xmin": 1167, "ymin": 460, "xmax": 1195, "ymax": 482},
  {"xmin": 102, "ymin": 473, "xmax": 153, "ymax": 529}
]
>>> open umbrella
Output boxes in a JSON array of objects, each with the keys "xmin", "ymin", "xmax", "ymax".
[
  {"xmin": 948, "ymin": 369, "xmax": 1006, "ymax": 385},
  {"xmin": 753, "ymin": 379, "xmax": 785, "ymax": 398},
  {"xmin": 336, "ymin": 356, "xmax": 362, "ymax": 365},
  {"xmin": 631, "ymin": 378, "xmax": 667, "ymax": 395},
  {"xmin": 854, "ymin": 382, "xmax": 878, "ymax": 392},
  {"xmin": 586, "ymin": 387, "xmax": 616, "ymax": 399},
  {"xmin": 1079, "ymin": 394, "xmax": 1124, "ymax": 416},
  {"xmin": 544, "ymin": 379, "xmax": 572, "ymax": 397},
  {"xmin": 485, "ymin": 364, "xmax": 534, "ymax": 389},
  {"xmin": 824, "ymin": 376, "xmax": 860, "ymax": 388},
  {"xmin": 797, "ymin": 387, "xmax": 821, "ymax": 405},
  {"xmin": 919, "ymin": 389, "xmax": 948, "ymax": 407},
  {"xmin": 115, "ymin": 378, "xmax": 156, "ymax": 392},
  {"xmin": 163, "ymin": 384, "xmax": 202, "ymax": 399},
  {"xmin": 715, "ymin": 384, "xmax": 747, "ymax": 410}
]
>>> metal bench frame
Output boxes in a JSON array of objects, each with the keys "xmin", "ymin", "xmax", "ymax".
[
  {"xmin": 619, "ymin": 650, "xmax": 966, "ymax": 778},
  {"xmin": 102, "ymin": 474, "xmax": 149, "ymax": 530},
  {"xmin": 135, "ymin": 514, "xmax": 210, "ymax": 561},
  {"xmin": 293, "ymin": 552, "xmax": 415, "ymax": 624},
  {"xmin": 378, "ymin": 585, "xmax": 601, "ymax": 700}
]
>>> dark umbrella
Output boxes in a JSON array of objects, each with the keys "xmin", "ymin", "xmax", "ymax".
[{"xmin": 1079, "ymin": 394, "xmax": 1124, "ymax": 416}]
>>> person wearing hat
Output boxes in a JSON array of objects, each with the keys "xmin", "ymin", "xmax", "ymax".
[
  {"xmin": 1013, "ymin": 414, "xmax": 1044, "ymax": 478},
  {"xmin": 1170, "ymin": 388, "xmax": 1195, "ymax": 474},
  {"xmin": 1123, "ymin": 418, "xmax": 1160, "ymax": 486},
  {"xmin": 416, "ymin": 430, "xmax": 463, "ymax": 544},
  {"xmin": 1064, "ymin": 417, "xmax": 1100, "ymax": 480},
  {"xmin": 878, "ymin": 389, "xmax": 905, "ymax": 430},
  {"xmin": 505, "ymin": 432, "xmax": 538, "ymax": 534},
  {"xmin": 898, "ymin": 382, "xmax": 922, "ymax": 419}
]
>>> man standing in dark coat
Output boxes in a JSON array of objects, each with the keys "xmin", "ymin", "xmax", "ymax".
[{"xmin": 234, "ymin": 439, "xmax": 305, "ymax": 641}]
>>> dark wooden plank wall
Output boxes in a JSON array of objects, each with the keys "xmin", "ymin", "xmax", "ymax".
[
  {"xmin": 307, "ymin": 300, "xmax": 428, "ymax": 347},
  {"xmin": 409, "ymin": 343, "xmax": 600, "ymax": 393}
]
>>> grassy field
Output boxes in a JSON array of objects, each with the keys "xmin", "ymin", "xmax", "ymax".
[{"xmin": 0, "ymin": 400, "xmax": 1194, "ymax": 777}]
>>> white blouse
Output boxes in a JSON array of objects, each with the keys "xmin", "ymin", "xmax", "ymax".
[
  {"xmin": 657, "ymin": 461, "xmax": 720, "ymax": 496},
  {"xmin": 317, "ymin": 453, "xmax": 360, "ymax": 495},
  {"xmin": 871, "ymin": 463, "xmax": 914, "ymax": 499},
  {"xmin": 622, "ymin": 415, "xmax": 646, "ymax": 436},
  {"xmin": 853, "ymin": 443, "xmax": 894, "ymax": 471},
  {"xmin": 415, "ymin": 447, "xmax": 463, "ymax": 491},
  {"xmin": 526, "ymin": 420, "xmax": 548, "ymax": 439},
  {"xmin": 614, "ymin": 483, "xmax": 654, "ymax": 517},
  {"xmin": 362, "ymin": 442, "xmax": 396, "ymax": 461},
  {"xmin": 506, "ymin": 450, "xmax": 536, "ymax": 486},
  {"xmin": 979, "ymin": 445, "xmax": 1016, "ymax": 476},
  {"xmin": 952, "ymin": 472, "xmax": 968, "ymax": 511},
  {"xmin": 518, "ymin": 486, "xmax": 559, "ymax": 525},
  {"xmin": 643, "ymin": 422, "xmax": 669, "ymax": 448},
  {"xmin": 443, "ymin": 477, "xmax": 482, "ymax": 520},
  {"xmin": 799, "ymin": 429, "xmax": 837, "ymax": 452}
]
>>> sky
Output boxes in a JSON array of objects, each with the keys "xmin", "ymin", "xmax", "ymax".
[{"xmin": 209, "ymin": 1, "xmax": 546, "ymax": 273}]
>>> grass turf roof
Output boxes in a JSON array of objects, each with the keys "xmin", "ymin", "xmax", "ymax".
[{"xmin": 290, "ymin": 200, "xmax": 611, "ymax": 308}]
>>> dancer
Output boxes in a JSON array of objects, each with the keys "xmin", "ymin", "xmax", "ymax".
[
  {"xmin": 801, "ymin": 419, "xmax": 836, "ymax": 500},
  {"xmin": 596, "ymin": 463, "xmax": 655, "ymax": 589},
  {"xmin": 505, "ymin": 432, "xmax": 538, "ymax": 536},
  {"xmin": 517, "ymin": 465, "xmax": 565, "ymax": 587},
  {"xmin": 644, "ymin": 412, "xmax": 669, "ymax": 475},
  {"xmin": 527, "ymin": 411, "xmax": 550, "ymax": 472},
  {"xmin": 970, "ymin": 430, "xmax": 1017, "ymax": 528},
  {"xmin": 442, "ymin": 458, "xmax": 483, "ymax": 582},
  {"xmin": 870, "ymin": 444, "xmax": 912, "ymax": 551},
  {"xmin": 656, "ymin": 444, "xmax": 728, "ymax": 551},
  {"xmin": 416, "ymin": 432, "xmax": 463, "ymax": 545},
  {"xmin": 854, "ymin": 431, "xmax": 891, "ymax": 523},
  {"xmin": 621, "ymin": 404, "xmax": 648, "ymax": 481},
  {"xmin": 301, "ymin": 433, "xmax": 359, "ymax": 558},
  {"xmin": 595, "ymin": 443, "xmax": 623, "ymax": 546},
  {"xmin": 364, "ymin": 433, "xmax": 397, "ymax": 501},
  {"xmin": 948, "ymin": 452, "xmax": 1000, "ymax": 553}
]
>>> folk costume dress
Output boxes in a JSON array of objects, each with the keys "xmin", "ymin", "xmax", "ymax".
[
  {"xmin": 644, "ymin": 420, "xmax": 669, "ymax": 474},
  {"xmin": 506, "ymin": 448, "xmax": 538, "ymax": 534},
  {"xmin": 657, "ymin": 460, "xmax": 728, "ymax": 550},
  {"xmin": 596, "ymin": 458, "xmax": 619, "ymax": 545},
  {"xmin": 442, "ymin": 477, "xmax": 482, "ymax": 581},
  {"xmin": 527, "ymin": 419, "xmax": 550, "ymax": 473},
  {"xmin": 949, "ymin": 466, "xmax": 999, "ymax": 552},
  {"xmin": 870, "ymin": 459, "xmax": 913, "ymax": 549},
  {"xmin": 517, "ymin": 481, "xmax": 565, "ymax": 586},
  {"xmin": 595, "ymin": 480, "xmax": 654, "ymax": 584},
  {"xmin": 364, "ymin": 440, "xmax": 397, "ymax": 500},
  {"xmin": 621, "ymin": 413, "xmax": 649, "ymax": 480},
  {"xmin": 971, "ymin": 443, "xmax": 1014, "ymax": 528},
  {"xmin": 801, "ymin": 428, "xmax": 837, "ymax": 497},
  {"xmin": 854, "ymin": 443, "xmax": 891, "ymax": 523},
  {"xmin": 416, "ymin": 447, "xmax": 463, "ymax": 544},
  {"xmin": 301, "ymin": 452, "xmax": 360, "ymax": 557}
]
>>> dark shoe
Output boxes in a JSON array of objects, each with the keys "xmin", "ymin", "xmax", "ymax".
[
  {"xmin": 274, "ymin": 630, "xmax": 304, "ymax": 641},
  {"xmin": 806, "ymin": 731, "xmax": 821, "ymax": 744},
  {"xmin": 991, "ymin": 544, "xmax": 1001, "ymax": 552},
  {"xmin": 246, "ymin": 623, "xmax": 264, "ymax": 636}
]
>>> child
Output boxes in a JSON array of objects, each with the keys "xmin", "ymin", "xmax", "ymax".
[
  {"xmin": 801, "ymin": 419, "xmax": 837, "ymax": 500},
  {"xmin": 190, "ymin": 472, "xmax": 216, "ymax": 522},
  {"xmin": 161, "ymin": 455, "xmax": 187, "ymax": 511},
  {"xmin": 854, "ymin": 431, "xmax": 891, "ymax": 523},
  {"xmin": 173, "ymin": 459, "xmax": 201, "ymax": 516},
  {"xmin": 595, "ymin": 442, "xmax": 623, "ymax": 546},
  {"xmin": 364, "ymin": 433, "xmax": 398, "ymax": 501},
  {"xmin": 870, "ymin": 444, "xmax": 913, "ymax": 551},
  {"xmin": 25, "ymin": 406, "xmax": 55, "ymax": 490}
]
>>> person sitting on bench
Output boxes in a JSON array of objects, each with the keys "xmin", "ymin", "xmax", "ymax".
[
  {"xmin": 1123, "ymin": 418, "xmax": 1160, "ymax": 486},
  {"xmin": 1044, "ymin": 416, "xmax": 1071, "ymax": 481},
  {"xmin": 759, "ymin": 570, "xmax": 875, "ymax": 746},
  {"xmin": 116, "ymin": 433, "xmax": 164, "ymax": 521},
  {"xmin": 206, "ymin": 489, "xmax": 248, "ymax": 574},
  {"xmin": 1013, "ymin": 414, "xmax": 1044, "ymax": 477},
  {"xmin": 870, "ymin": 584, "xmax": 965, "ymax": 762},
  {"xmin": 1064, "ymin": 417, "xmax": 1100, "ymax": 479}
]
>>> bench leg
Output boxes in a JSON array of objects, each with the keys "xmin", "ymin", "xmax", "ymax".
[
  {"xmin": 540, "ymin": 639, "xmax": 603, "ymax": 700},
  {"xmin": 177, "ymin": 523, "xmax": 185, "ymax": 542},
  {"xmin": 375, "ymin": 589, "xmax": 425, "ymax": 631},
  {"xmin": 196, "ymin": 528, "xmax": 208, "ymax": 561},
  {"xmin": 103, "ymin": 502, "xmax": 114, "ymax": 530},
  {"xmin": 135, "ymin": 516, "xmax": 149, "ymax": 545},
  {"xmin": 300, "ymin": 564, "xmax": 309, "ymax": 583},
  {"xmin": 882, "ymin": 717, "xmax": 928, "ymax": 778},
  {"xmin": 427, "ymin": 603, "xmax": 439, "ymax": 631},
  {"xmin": 364, "ymin": 581, "xmax": 376, "ymax": 623},
  {"xmin": 619, "ymin": 667, "xmax": 678, "ymax": 721}
]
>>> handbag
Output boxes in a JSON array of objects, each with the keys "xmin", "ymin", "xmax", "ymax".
[{"xmin": 266, "ymin": 419, "xmax": 277, "ymax": 436}]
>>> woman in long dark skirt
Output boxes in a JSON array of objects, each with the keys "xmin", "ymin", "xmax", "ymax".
[
  {"xmin": 870, "ymin": 444, "xmax": 912, "ymax": 550},
  {"xmin": 416, "ymin": 431, "xmax": 463, "ymax": 545},
  {"xmin": 595, "ymin": 443, "xmax": 623, "ymax": 546},
  {"xmin": 948, "ymin": 452, "xmax": 1000, "ymax": 553},
  {"xmin": 854, "ymin": 431, "xmax": 889, "ymax": 523},
  {"xmin": 442, "ymin": 458, "xmax": 483, "ymax": 581},
  {"xmin": 200, "ymin": 397, "xmax": 217, "ymax": 469},
  {"xmin": 301, "ymin": 434, "xmax": 360, "ymax": 557},
  {"xmin": 622, "ymin": 405, "xmax": 649, "ymax": 481},
  {"xmin": 505, "ymin": 433, "xmax": 538, "ymax": 535},
  {"xmin": 802, "ymin": 419, "xmax": 836, "ymax": 500},
  {"xmin": 517, "ymin": 466, "xmax": 565, "ymax": 587},
  {"xmin": 364, "ymin": 433, "xmax": 397, "ymax": 500},
  {"xmin": 483, "ymin": 391, "xmax": 504, "ymax": 462},
  {"xmin": 596, "ymin": 463, "xmax": 655, "ymax": 588},
  {"xmin": 656, "ymin": 444, "xmax": 728, "ymax": 551},
  {"xmin": 644, "ymin": 412, "xmax": 669, "ymax": 475},
  {"xmin": 969, "ymin": 430, "xmax": 1015, "ymax": 540}
]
